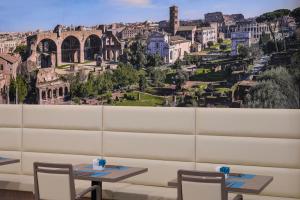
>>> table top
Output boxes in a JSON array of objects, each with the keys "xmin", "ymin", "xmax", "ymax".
[
  {"xmin": 73, "ymin": 164, "xmax": 148, "ymax": 182},
  {"xmin": 168, "ymin": 173, "xmax": 273, "ymax": 194},
  {"xmin": 0, "ymin": 157, "xmax": 20, "ymax": 166}
]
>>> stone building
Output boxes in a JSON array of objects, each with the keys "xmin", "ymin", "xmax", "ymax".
[
  {"xmin": 118, "ymin": 21, "xmax": 159, "ymax": 40},
  {"xmin": 102, "ymin": 31, "xmax": 125, "ymax": 62},
  {"xmin": 0, "ymin": 54, "xmax": 21, "ymax": 103},
  {"xmin": 147, "ymin": 32, "xmax": 191, "ymax": 64},
  {"xmin": 170, "ymin": 6, "xmax": 180, "ymax": 35},
  {"xmin": 195, "ymin": 27, "xmax": 217, "ymax": 48},
  {"xmin": 36, "ymin": 68, "xmax": 70, "ymax": 105},
  {"xmin": 27, "ymin": 25, "xmax": 126, "ymax": 69},
  {"xmin": 205, "ymin": 12, "xmax": 224, "ymax": 24},
  {"xmin": 0, "ymin": 40, "xmax": 17, "ymax": 54},
  {"xmin": 27, "ymin": 25, "xmax": 103, "ymax": 68},
  {"xmin": 220, "ymin": 19, "xmax": 279, "ymax": 41},
  {"xmin": 231, "ymin": 32, "xmax": 251, "ymax": 56},
  {"xmin": 176, "ymin": 26, "xmax": 197, "ymax": 44}
]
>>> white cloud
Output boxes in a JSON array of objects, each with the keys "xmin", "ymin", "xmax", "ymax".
[{"xmin": 112, "ymin": 0, "xmax": 152, "ymax": 7}]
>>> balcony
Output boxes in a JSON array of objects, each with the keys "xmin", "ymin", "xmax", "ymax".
[{"xmin": 0, "ymin": 105, "xmax": 299, "ymax": 200}]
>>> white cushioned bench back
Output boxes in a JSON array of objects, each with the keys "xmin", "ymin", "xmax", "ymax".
[
  {"xmin": 0, "ymin": 105, "xmax": 22, "ymax": 174},
  {"xmin": 22, "ymin": 105, "xmax": 102, "ymax": 175},
  {"xmin": 103, "ymin": 106, "xmax": 196, "ymax": 187},
  {"xmin": 196, "ymin": 108, "xmax": 300, "ymax": 199}
]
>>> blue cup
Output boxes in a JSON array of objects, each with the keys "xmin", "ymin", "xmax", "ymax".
[
  {"xmin": 220, "ymin": 166, "xmax": 230, "ymax": 176},
  {"xmin": 98, "ymin": 159, "xmax": 106, "ymax": 168}
]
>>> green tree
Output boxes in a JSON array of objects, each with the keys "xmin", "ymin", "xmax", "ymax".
[
  {"xmin": 147, "ymin": 53, "xmax": 163, "ymax": 67},
  {"xmin": 238, "ymin": 45, "xmax": 249, "ymax": 58},
  {"xmin": 119, "ymin": 40, "xmax": 147, "ymax": 69},
  {"xmin": 14, "ymin": 45, "xmax": 28, "ymax": 61},
  {"xmin": 95, "ymin": 72, "xmax": 113, "ymax": 95},
  {"xmin": 217, "ymin": 38, "xmax": 223, "ymax": 44},
  {"xmin": 220, "ymin": 44, "xmax": 227, "ymax": 51},
  {"xmin": 150, "ymin": 69, "xmax": 166, "ymax": 87},
  {"xmin": 256, "ymin": 9, "xmax": 291, "ymax": 52},
  {"xmin": 113, "ymin": 63, "xmax": 138, "ymax": 89},
  {"xmin": 290, "ymin": 7, "xmax": 300, "ymax": 25},
  {"xmin": 175, "ymin": 70, "xmax": 189, "ymax": 91},
  {"xmin": 172, "ymin": 59, "xmax": 183, "ymax": 69},
  {"xmin": 70, "ymin": 73, "xmax": 87, "ymax": 98},
  {"xmin": 246, "ymin": 67, "xmax": 299, "ymax": 109},
  {"xmin": 138, "ymin": 73, "xmax": 147, "ymax": 92},
  {"xmin": 9, "ymin": 75, "xmax": 28, "ymax": 103},
  {"xmin": 246, "ymin": 80, "xmax": 289, "ymax": 108},
  {"xmin": 207, "ymin": 41, "xmax": 214, "ymax": 48},
  {"xmin": 85, "ymin": 74, "xmax": 96, "ymax": 97}
]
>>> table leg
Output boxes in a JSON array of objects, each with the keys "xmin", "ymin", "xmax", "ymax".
[{"xmin": 91, "ymin": 181, "xmax": 102, "ymax": 200}]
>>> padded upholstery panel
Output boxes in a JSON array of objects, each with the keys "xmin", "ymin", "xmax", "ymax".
[
  {"xmin": 23, "ymin": 128, "xmax": 101, "ymax": 156},
  {"xmin": 0, "ymin": 105, "xmax": 22, "ymax": 128},
  {"xmin": 103, "ymin": 131, "xmax": 195, "ymax": 162},
  {"xmin": 196, "ymin": 135, "xmax": 300, "ymax": 168},
  {"xmin": 106, "ymin": 157, "xmax": 194, "ymax": 187},
  {"xmin": 23, "ymin": 105, "xmax": 102, "ymax": 130},
  {"xmin": 196, "ymin": 108, "xmax": 300, "ymax": 139},
  {"xmin": 22, "ymin": 152, "xmax": 97, "ymax": 175},
  {"xmin": 0, "ymin": 151, "xmax": 21, "ymax": 174},
  {"xmin": 196, "ymin": 163, "xmax": 300, "ymax": 199},
  {"xmin": 0, "ymin": 128, "xmax": 22, "ymax": 151},
  {"xmin": 103, "ymin": 106, "xmax": 195, "ymax": 135},
  {"xmin": 0, "ymin": 174, "xmax": 34, "ymax": 192}
]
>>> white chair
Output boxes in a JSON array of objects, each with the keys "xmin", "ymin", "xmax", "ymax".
[
  {"xmin": 34, "ymin": 162, "xmax": 100, "ymax": 200},
  {"xmin": 177, "ymin": 170, "xmax": 243, "ymax": 200}
]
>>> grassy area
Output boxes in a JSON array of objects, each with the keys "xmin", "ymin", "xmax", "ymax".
[
  {"xmin": 198, "ymin": 82, "xmax": 208, "ymax": 91},
  {"xmin": 195, "ymin": 68, "xmax": 211, "ymax": 75},
  {"xmin": 216, "ymin": 87, "xmax": 231, "ymax": 94},
  {"xmin": 56, "ymin": 64, "xmax": 70, "ymax": 69},
  {"xmin": 113, "ymin": 91, "xmax": 165, "ymax": 107},
  {"xmin": 207, "ymin": 39, "xmax": 232, "ymax": 52}
]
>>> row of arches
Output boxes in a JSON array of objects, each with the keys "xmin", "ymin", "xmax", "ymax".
[{"xmin": 37, "ymin": 34, "xmax": 102, "ymax": 68}]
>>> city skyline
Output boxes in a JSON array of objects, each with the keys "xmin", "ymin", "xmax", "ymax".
[{"xmin": 0, "ymin": 0, "xmax": 299, "ymax": 32}]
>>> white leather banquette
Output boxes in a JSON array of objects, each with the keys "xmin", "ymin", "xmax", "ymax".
[{"xmin": 0, "ymin": 105, "xmax": 299, "ymax": 200}]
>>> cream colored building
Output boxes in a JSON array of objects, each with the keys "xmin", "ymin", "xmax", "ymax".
[
  {"xmin": 0, "ymin": 40, "xmax": 17, "ymax": 54},
  {"xmin": 196, "ymin": 27, "xmax": 217, "ymax": 48}
]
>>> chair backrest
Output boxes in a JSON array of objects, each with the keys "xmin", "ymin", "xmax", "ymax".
[
  {"xmin": 33, "ymin": 162, "xmax": 76, "ymax": 200},
  {"xmin": 178, "ymin": 170, "xmax": 227, "ymax": 200}
]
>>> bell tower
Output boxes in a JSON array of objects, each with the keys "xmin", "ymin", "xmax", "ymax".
[{"xmin": 170, "ymin": 5, "xmax": 179, "ymax": 36}]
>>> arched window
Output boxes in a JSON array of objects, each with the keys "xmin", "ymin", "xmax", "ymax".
[
  {"xmin": 61, "ymin": 36, "xmax": 80, "ymax": 63},
  {"xmin": 42, "ymin": 91, "xmax": 46, "ymax": 100}
]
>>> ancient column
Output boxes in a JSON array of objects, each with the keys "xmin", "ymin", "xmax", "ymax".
[{"xmin": 79, "ymin": 41, "xmax": 85, "ymax": 63}]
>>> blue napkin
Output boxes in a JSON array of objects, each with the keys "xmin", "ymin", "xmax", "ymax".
[
  {"xmin": 84, "ymin": 165, "xmax": 128, "ymax": 171},
  {"xmin": 77, "ymin": 170, "xmax": 111, "ymax": 177},
  {"xmin": 105, "ymin": 166, "xmax": 129, "ymax": 171},
  {"xmin": 91, "ymin": 171, "xmax": 111, "ymax": 177},
  {"xmin": 229, "ymin": 174, "xmax": 256, "ymax": 179},
  {"xmin": 226, "ymin": 181, "xmax": 244, "ymax": 188}
]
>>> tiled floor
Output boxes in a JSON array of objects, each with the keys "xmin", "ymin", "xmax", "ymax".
[{"xmin": 0, "ymin": 190, "xmax": 90, "ymax": 200}]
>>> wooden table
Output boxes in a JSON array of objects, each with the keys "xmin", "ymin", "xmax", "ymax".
[
  {"xmin": 0, "ymin": 157, "xmax": 20, "ymax": 166},
  {"xmin": 168, "ymin": 173, "xmax": 273, "ymax": 194},
  {"xmin": 74, "ymin": 164, "xmax": 148, "ymax": 200}
]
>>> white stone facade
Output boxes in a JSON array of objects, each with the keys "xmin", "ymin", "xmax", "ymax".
[{"xmin": 147, "ymin": 32, "xmax": 191, "ymax": 64}]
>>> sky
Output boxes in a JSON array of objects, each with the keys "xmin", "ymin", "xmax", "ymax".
[{"xmin": 0, "ymin": 0, "xmax": 299, "ymax": 32}]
